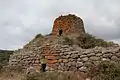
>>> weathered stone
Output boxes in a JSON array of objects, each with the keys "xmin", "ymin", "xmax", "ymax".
[
  {"xmin": 69, "ymin": 59, "xmax": 74, "ymax": 62},
  {"xmin": 65, "ymin": 55, "xmax": 70, "ymax": 59},
  {"xmin": 84, "ymin": 62, "xmax": 92, "ymax": 67},
  {"xmin": 115, "ymin": 52, "xmax": 120, "ymax": 57},
  {"xmin": 61, "ymin": 45, "xmax": 69, "ymax": 48},
  {"xmin": 87, "ymin": 53, "xmax": 95, "ymax": 57},
  {"xmin": 93, "ymin": 61, "xmax": 101, "ymax": 66},
  {"xmin": 71, "ymin": 61, "xmax": 76, "ymax": 66},
  {"xmin": 52, "ymin": 14, "xmax": 85, "ymax": 35},
  {"xmin": 46, "ymin": 55, "xmax": 56, "ymax": 59},
  {"xmin": 82, "ymin": 50, "xmax": 93, "ymax": 55},
  {"xmin": 71, "ymin": 51, "xmax": 79, "ymax": 54},
  {"xmin": 82, "ymin": 57, "xmax": 89, "ymax": 62},
  {"xmin": 103, "ymin": 54, "xmax": 112, "ymax": 58},
  {"xmin": 80, "ymin": 55, "xmax": 87, "ymax": 58},
  {"xmin": 79, "ymin": 66, "xmax": 87, "ymax": 72},
  {"xmin": 111, "ymin": 56, "xmax": 119, "ymax": 61},
  {"xmin": 112, "ymin": 48, "xmax": 120, "ymax": 53},
  {"xmin": 60, "ymin": 63, "xmax": 65, "ymax": 67},
  {"xmin": 102, "ymin": 49, "xmax": 113, "ymax": 54},
  {"xmin": 89, "ymin": 56, "xmax": 100, "ymax": 61},
  {"xmin": 9, "ymin": 14, "xmax": 120, "ymax": 72},
  {"xmin": 71, "ymin": 54, "xmax": 78, "ymax": 59},
  {"xmin": 34, "ymin": 60, "xmax": 40, "ymax": 64},
  {"xmin": 60, "ymin": 53, "xmax": 64, "ymax": 56},
  {"xmin": 62, "ymin": 55, "xmax": 68, "ymax": 59},
  {"xmin": 94, "ymin": 49, "xmax": 102, "ymax": 53},
  {"xmin": 77, "ymin": 58, "xmax": 81, "ymax": 62},
  {"xmin": 101, "ymin": 58, "xmax": 110, "ymax": 61},
  {"xmin": 63, "ymin": 59, "xmax": 69, "ymax": 63},
  {"xmin": 67, "ymin": 62, "xmax": 72, "ymax": 67},
  {"xmin": 49, "ymin": 67, "xmax": 55, "ymax": 71},
  {"xmin": 67, "ymin": 52, "xmax": 72, "ymax": 55},
  {"xmin": 76, "ymin": 62, "xmax": 83, "ymax": 67},
  {"xmin": 47, "ymin": 60, "xmax": 58, "ymax": 64},
  {"xmin": 58, "ymin": 59, "xmax": 63, "ymax": 62},
  {"xmin": 96, "ymin": 53, "xmax": 102, "ymax": 57}
]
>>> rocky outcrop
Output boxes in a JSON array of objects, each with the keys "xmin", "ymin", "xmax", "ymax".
[{"xmin": 52, "ymin": 14, "xmax": 85, "ymax": 36}]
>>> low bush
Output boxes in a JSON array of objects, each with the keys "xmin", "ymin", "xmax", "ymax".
[
  {"xmin": 35, "ymin": 34, "xmax": 43, "ymax": 39},
  {"xmin": 0, "ymin": 50, "xmax": 13, "ymax": 64},
  {"xmin": 63, "ymin": 36, "xmax": 74, "ymax": 46},
  {"xmin": 77, "ymin": 33, "xmax": 115, "ymax": 49},
  {"xmin": 88, "ymin": 61, "xmax": 120, "ymax": 80}
]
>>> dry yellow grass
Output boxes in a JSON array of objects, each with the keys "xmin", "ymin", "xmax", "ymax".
[
  {"xmin": 0, "ymin": 71, "xmax": 25, "ymax": 80},
  {"xmin": 0, "ymin": 71, "xmax": 90, "ymax": 80}
]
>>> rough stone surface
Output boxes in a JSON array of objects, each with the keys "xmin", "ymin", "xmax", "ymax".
[
  {"xmin": 52, "ymin": 14, "xmax": 85, "ymax": 36},
  {"xmin": 9, "ymin": 14, "xmax": 120, "ymax": 72},
  {"xmin": 111, "ymin": 56, "xmax": 119, "ymax": 61},
  {"xmin": 89, "ymin": 56, "xmax": 100, "ymax": 61},
  {"xmin": 76, "ymin": 62, "xmax": 84, "ymax": 67},
  {"xmin": 82, "ymin": 57, "xmax": 89, "ymax": 62},
  {"xmin": 9, "ymin": 42, "xmax": 120, "ymax": 72}
]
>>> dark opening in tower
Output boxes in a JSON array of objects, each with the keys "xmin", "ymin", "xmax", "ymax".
[{"xmin": 59, "ymin": 27, "xmax": 63, "ymax": 36}]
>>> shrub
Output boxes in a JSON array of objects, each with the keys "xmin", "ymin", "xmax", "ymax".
[
  {"xmin": 0, "ymin": 63, "xmax": 3, "ymax": 73},
  {"xmin": 63, "ymin": 36, "xmax": 74, "ymax": 46},
  {"xmin": 35, "ymin": 34, "xmax": 43, "ymax": 39},
  {"xmin": 77, "ymin": 33, "xmax": 114, "ymax": 49},
  {"xmin": 88, "ymin": 61, "xmax": 120, "ymax": 80},
  {"xmin": 0, "ymin": 50, "xmax": 13, "ymax": 66}
]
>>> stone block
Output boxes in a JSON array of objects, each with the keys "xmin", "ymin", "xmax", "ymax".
[
  {"xmin": 89, "ymin": 56, "xmax": 100, "ymax": 61},
  {"xmin": 82, "ymin": 57, "xmax": 89, "ymax": 62}
]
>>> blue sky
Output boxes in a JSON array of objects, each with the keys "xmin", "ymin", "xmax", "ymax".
[{"xmin": 0, "ymin": 0, "xmax": 120, "ymax": 50}]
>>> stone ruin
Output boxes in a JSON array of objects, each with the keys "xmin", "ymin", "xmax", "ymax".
[
  {"xmin": 9, "ymin": 14, "xmax": 120, "ymax": 72},
  {"xmin": 52, "ymin": 14, "xmax": 85, "ymax": 36}
]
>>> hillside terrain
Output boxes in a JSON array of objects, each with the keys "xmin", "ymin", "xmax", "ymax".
[{"xmin": 0, "ymin": 14, "xmax": 120, "ymax": 80}]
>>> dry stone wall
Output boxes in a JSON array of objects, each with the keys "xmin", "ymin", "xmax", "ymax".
[
  {"xmin": 9, "ymin": 14, "xmax": 120, "ymax": 72},
  {"xmin": 9, "ymin": 43, "xmax": 120, "ymax": 72}
]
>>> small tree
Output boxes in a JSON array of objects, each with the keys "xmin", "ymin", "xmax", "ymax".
[{"xmin": 63, "ymin": 36, "xmax": 74, "ymax": 46}]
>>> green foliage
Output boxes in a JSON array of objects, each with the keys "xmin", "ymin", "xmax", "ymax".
[
  {"xmin": 88, "ymin": 61, "xmax": 120, "ymax": 80},
  {"xmin": 63, "ymin": 36, "xmax": 74, "ymax": 45},
  {"xmin": 35, "ymin": 34, "xmax": 43, "ymax": 39},
  {"xmin": 0, "ymin": 50, "xmax": 13, "ymax": 72},
  {"xmin": 0, "ymin": 50, "xmax": 13, "ymax": 64},
  {"xmin": 77, "ymin": 33, "xmax": 114, "ymax": 49}
]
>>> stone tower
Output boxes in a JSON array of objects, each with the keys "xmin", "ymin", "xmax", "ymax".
[{"xmin": 52, "ymin": 14, "xmax": 85, "ymax": 36}]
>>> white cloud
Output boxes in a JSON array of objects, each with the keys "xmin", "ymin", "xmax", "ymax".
[{"xmin": 0, "ymin": 0, "xmax": 120, "ymax": 49}]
